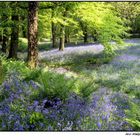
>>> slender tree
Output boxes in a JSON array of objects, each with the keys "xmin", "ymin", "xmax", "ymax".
[
  {"xmin": 51, "ymin": 8, "xmax": 57, "ymax": 48},
  {"xmin": 27, "ymin": 1, "xmax": 39, "ymax": 69},
  {"xmin": 65, "ymin": 27, "xmax": 71, "ymax": 44},
  {"xmin": 59, "ymin": 8, "xmax": 68, "ymax": 51},
  {"xmin": 59, "ymin": 23, "xmax": 65, "ymax": 51},
  {"xmin": 79, "ymin": 21, "xmax": 88, "ymax": 43},
  {"xmin": 8, "ymin": 2, "xmax": 19, "ymax": 59}
]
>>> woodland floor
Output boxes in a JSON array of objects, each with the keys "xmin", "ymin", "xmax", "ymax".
[
  {"xmin": 39, "ymin": 38, "xmax": 140, "ymax": 76},
  {"xmin": 43, "ymin": 38, "xmax": 140, "ymax": 98}
]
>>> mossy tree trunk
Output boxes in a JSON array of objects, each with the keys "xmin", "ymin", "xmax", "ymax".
[{"xmin": 27, "ymin": 2, "xmax": 38, "ymax": 69}]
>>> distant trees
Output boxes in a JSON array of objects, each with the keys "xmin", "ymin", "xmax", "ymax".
[
  {"xmin": 0, "ymin": 2, "xmax": 10, "ymax": 53},
  {"xmin": 0, "ymin": 2, "xmax": 26, "ymax": 58},
  {"xmin": 112, "ymin": 2, "xmax": 140, "ymax": 36},
  {"xmin": 1, "ymin": 1, "xmax": 140, "ymax": 68},
  {"xmin": 75, "ymin": 2, "xmax": 129, "ymax": 53}
]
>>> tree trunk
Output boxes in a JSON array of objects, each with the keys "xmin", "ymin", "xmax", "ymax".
[
  {"xmin": 65, "ymin": 27, "xmax": 70, "ymax": 44},
  {"xmin": 65, "ymin": 35, "xmax": 68, "ymax": 44},
  {"xmin": 59, "ymin": 24, "xmax": 65, "ymax": 51},
  {"xmin": 83, "ymin": 29, "xmax": 88, "ymax": 43},
  {"xmin": 51, "ymin": 9, "xmax": 57, "ymax": 48},
  {"xmin": 2, "ymin": 33, "xmax": 8, "ymax": 53},
  {"xmin": 8, "ymin": 13, "xmax": 19, "ymax": 59},
  {"xmin": 79, "ymin": 21, "xmax": 88, "ymax": 43},
  {"xmin": 59, "ymin": 8, "xmax": 68, "ymax": 51},
  {"xmin": 27, "ymin": 2, "xmax": 38, "ymax": 69}
]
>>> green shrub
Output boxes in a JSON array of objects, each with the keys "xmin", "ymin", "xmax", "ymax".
[
  {"xmin": 0, "ymin": 54, "xmax": 7, "ymax": 83},
  {"xmin": 37, "ymin": 71, "xmax": 76, "ymax": 100},
  {"xmin": 2, "ymin": 59, "xmax": 28, "ymax": 77},
  {"xmin": 36, "ymin": 71, "xmax": 97, "ymax": 101},
  {"xmin": 0, "ymin": 53, "xmax": 32, "ymax": 81},
  {"xmin": 74, "ymin": 78, "xmax": 98, "ymax": 100},
  {"xmin": 23, "ymin": 68, "xmax": 42, "ymax": 82}
]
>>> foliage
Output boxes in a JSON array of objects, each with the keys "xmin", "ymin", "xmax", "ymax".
[
  {"xmin": 0, "ymin": 71, "xmax": 134, "ymax": 131},
  {"xmin": 38, "ymin": 8, "xmax": 51, "ymax": 40},
  {"xmin": 0, "ymin": 59, "xmax": 4, "ymax": 84},
  {"xmin": 0, "ymin": 1, "xmax": 140, "ymax": 131},
  {"xmin": 125, "ymin": 101, "xmax": 140, "ymax": 131},
  {"xmin": 112, "ymin": 2, "xmax": 140, "ymax": 35},
  {"xmin": 75, "ymin": 2, "xmax": 129, "ymax": 53},
  {"xmin": 18, "ymin": 38, "xmax": 28, "ymax": 52},
  {"xmin": 37, "ymin": 71, "xmax": 76, "ymax": 100},
  {"xmin": 1, "ymin": 54, "xmax": 28, "ymax": 76}
]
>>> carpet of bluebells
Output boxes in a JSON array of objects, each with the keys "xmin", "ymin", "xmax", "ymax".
[
  {"xmin": 39, "ymin": 44, "xmax": 104, "ymax": 63},
  {"xmin": 0, "ymin": 39, "xmax": 140, "ymax": 131},
  {"xmin": 0, "ymin": 71, "xmax": 133, "ymax": 131}
]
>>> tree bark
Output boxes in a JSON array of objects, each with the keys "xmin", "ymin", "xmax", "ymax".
[
  {"xmin": 27, "ymin": 2, "xmax": 38, "ymax": 69},
  {"xmin": 8, "ymin": 12, "xmax": 19, "ymax": 59}
]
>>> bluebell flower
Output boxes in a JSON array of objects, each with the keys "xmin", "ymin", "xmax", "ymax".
[
  {"xmin": 48, "ymin": 125, "xmax": 53, "ymax": 131},
  {"xmin": 33, "ymin": 100, "xmax": 39, "ymax": 107},
  {"xmin": 97, "ymin": 121, "xmax": 101, "ymax": 129},
  {"xmin": 42, "ymin": 109, "xmax": 49, "ymax": 114}
]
